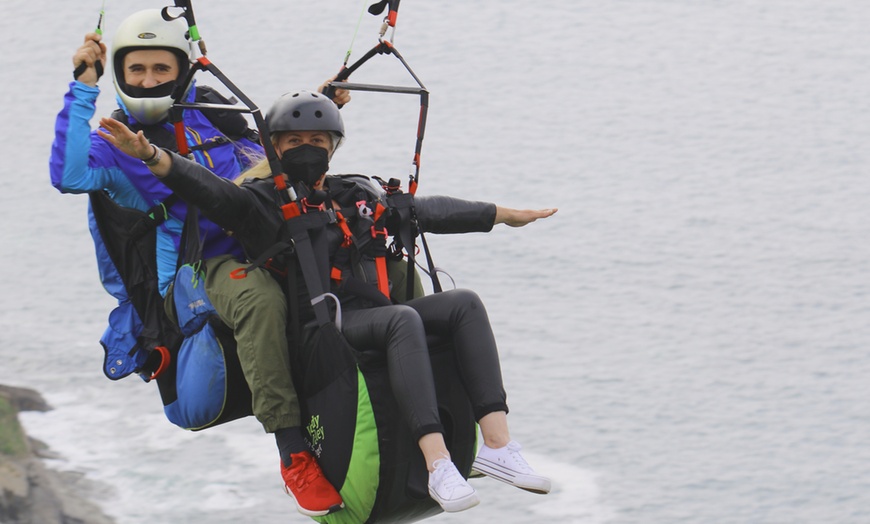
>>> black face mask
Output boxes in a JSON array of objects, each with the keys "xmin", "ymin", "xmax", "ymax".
[{"xmin": 280, "ymin": 144, "xmax": 329, "ymax": 189}]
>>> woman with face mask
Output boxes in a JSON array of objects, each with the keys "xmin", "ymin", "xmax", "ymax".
[{"xmin": 98, "ymin": 90, "xmax": 557, "ymax": 514}]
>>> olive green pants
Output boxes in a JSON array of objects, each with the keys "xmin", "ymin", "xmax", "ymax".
[
  {"xmin": 165, "ymin": 256, "xmax": 423, "ymax": 432},
  {"xmin": 167, "ymin": 254, "xmax": 300, "ymax": 433},
  {"xmin": 387, "ymin": 258, "xmax": 424, "ymax": 303}
]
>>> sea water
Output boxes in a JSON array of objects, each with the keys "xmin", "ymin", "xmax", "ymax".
[{"xmin": 2, "ymin": 1, "xmax": 869, "ymax": 522}]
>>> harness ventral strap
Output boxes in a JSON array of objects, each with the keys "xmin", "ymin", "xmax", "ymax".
[
  {"xmin": 331, "ymin": 201, "xmax": 391, "ymax": 301},
  {"xmin": 230, "ymin": 210, "xmax": 336, "ymax": 328}
]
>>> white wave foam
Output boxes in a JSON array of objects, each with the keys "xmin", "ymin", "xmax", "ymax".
[{"xmin": 524, "ymin": 452, "xmax": 617, "ymax": 524}]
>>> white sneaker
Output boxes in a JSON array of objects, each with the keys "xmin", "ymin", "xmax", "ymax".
[
  {"xmin": 472, "ymin": 440, "xmax": 552, "ymax": 494},
  {"xmin": 428, "ymin": 458, "xmax": 480, "ymax": 512}
]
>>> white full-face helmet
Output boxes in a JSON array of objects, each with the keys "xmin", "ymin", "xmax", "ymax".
[{"xmin": 110, "ymin": 9, "xmax": 194, "ymax": 125}]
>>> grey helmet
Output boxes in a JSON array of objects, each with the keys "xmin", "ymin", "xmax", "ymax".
[
  {"xmin": 111, "ymin": 9, "xmax": 193, "ymax": 125},
  {"xmin": 266, "ymin": 91, "xmax": 345, "ymax": 150}
]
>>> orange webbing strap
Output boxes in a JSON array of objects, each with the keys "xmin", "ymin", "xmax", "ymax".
[
  {"xmin": 173, "ymin": 121, "xmax": 189, "ymax": 155},
  {"xmin": 331, "ymin": 211, "xmax": 353, "ymax": 285},
  {"xmin": 283, "ymin": 203, "xmax": 301, "ymax": 220},
  {"xmin": 372, "ymin": 202, "xmax": 390, "ymax": 297},
  {"xmin": 373, "ymin": 202, "xmax": 387, "ymax": 222},
  {"xmin": 335, "ymin": 211, "xmax": 353, "ymax": 247},
  {"xmin": 375, "ymin": 255, "xmax": 390, "ymax": 298},
  {"xmin": 371, "ymin": 223, "xmax": 390, "ymax": 298}
]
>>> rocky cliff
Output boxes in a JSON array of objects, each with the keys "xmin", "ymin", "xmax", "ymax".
[{"xmin": 0, "ymin": 384, "xmax": 114, "ymax": 524}]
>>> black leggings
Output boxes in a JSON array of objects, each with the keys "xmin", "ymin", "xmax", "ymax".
[{"xmin": 340, "ymin": 289, "xmax": 508, "ymax": 441}]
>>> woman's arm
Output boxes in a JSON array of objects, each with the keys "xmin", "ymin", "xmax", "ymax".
[
  {"xmin": 97, "ymin": 117, "xmax": 254, "ymax": 231},
  {"xmin": 413, "ymin": 195, "xmax": 557, "ymax": 234},
  {"xmin": 97, "ymin": 117, "xmax": 172, "ymax": 176}
]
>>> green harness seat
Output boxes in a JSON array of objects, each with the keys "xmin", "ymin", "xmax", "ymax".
[{"xmin": 297, "ymin": 323, "xmax": 478, "ymax": 524}]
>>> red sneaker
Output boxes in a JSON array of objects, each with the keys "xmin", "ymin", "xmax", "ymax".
[{"xmin": 281, "ymin": 451, "xmax": 344, "ymax": 516}]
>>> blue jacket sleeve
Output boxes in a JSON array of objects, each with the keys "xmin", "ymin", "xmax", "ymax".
[
  {"xmin": 50, "ymin": 81, "xmax": 151, "ymax": 214},
  {"xmin": 50, "ymin": 82, "xmax": 111, "ymax": 193}
]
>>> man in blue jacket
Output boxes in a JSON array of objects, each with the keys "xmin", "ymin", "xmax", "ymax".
[{"xmin": 49, "ymin": 9, "xmax": 345, "ymax": 517}]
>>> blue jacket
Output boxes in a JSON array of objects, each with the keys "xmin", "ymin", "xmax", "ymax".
[{"xmin": 50, "ymin": 80, "xmax": 260, "ymax": 379}]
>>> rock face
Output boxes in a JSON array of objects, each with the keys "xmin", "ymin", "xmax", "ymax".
[{"xmin": 0, "ymin": 384, "xmax": 114, "ymax": 524}]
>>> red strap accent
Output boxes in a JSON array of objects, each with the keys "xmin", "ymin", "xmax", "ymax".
[
  {"xmin": 229, "ymin": 267, "xmax": 248, "ymax": 279},
  {"xmin": 409, "ymin": 179, "xmax": 418, "ymax": 195},
  {"xmin": 197, "ymin": 56, "xmax": 212, "ymax": 66},
  {"xmin": 174, "ymin": 121, "xmax": 189, "ymax": 155},
  {"xmin": 283, "ymin": 203, "xmax": 301, "ymax": 220},
  {"xmin": 274, "ymin": 176, "xmax": 287, "ymax": 190},
  {"xmin": 148, "ymin": 345, "xmax": 171, "ymax": 381},
  {"xmin": 375, "ymin": 256, "xmax": 390, "ymax": 298},
  {"xmin": 373, "ymin": 202, "xmax": 387, "ymax": 222},
  {"xmin": 265, "ymin": 258, "xmax": 288, "ymax": 277},
  {"xmin": 388, "ymin": 10, "xmax": 398, "ymax": 27},
  {"xmin": 370, "ymin": 220, "xmax": 390, "ymax": 298},
  {"xmin": 331, "ymin": 266, "xmax": 343, "ymax": 283},
  {"xmin": 335, "ymin": 211, "xmax": 353, "ymax": 247}
]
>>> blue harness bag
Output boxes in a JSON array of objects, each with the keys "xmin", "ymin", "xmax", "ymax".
[{"xmin": 163, "ymin": 207, "xmax": 252, "ymax": 430}]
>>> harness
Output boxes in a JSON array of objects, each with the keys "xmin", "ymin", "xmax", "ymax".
[
  {"xmin": 328, "ymin": 176, "xmax": 392, "ymax": 302},
  {"xmin": 88, "ymin": 190, "xmax": 180, "ymax": 384},
  {"xmin": 92, "ymin": 82, "xmax": 259, "ymax": 382}
]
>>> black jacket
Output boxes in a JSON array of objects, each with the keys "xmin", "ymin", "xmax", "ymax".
[{"xmin": 160, "ymin": 151, "xmax": 496, "ymax": 308}]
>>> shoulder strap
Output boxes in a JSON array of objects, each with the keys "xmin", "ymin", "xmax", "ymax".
[
  {"xmin": 129, "ymin": 194, "xmax": 180, "ymax": 240},
  {"xmin": 176, "ymin": 204, "xmax": 205, "ymax": 270},
  {"xmin": 386, "ymin": 191, "xmax": 442, "ymax": 300},
  {"xmin": 195, "ymin": 85, "xmax": 260, "ymax": 143}
]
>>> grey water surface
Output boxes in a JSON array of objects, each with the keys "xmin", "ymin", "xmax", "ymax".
[{"xmin": 1, "ymin": 1, "xmax": 869, "ymax": 523}]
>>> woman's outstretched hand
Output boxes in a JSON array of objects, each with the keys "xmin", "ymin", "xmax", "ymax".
[
  {"xmin": 97, "ymin": 117, "xmax": 172, "ymax": 177},
  {"xmin": 494, "ymin": 206, "xmax": 559, "ymax": 227},
  {"xmin": 97, "ymin": 117, "xmax": 152, "ymax": 159}
]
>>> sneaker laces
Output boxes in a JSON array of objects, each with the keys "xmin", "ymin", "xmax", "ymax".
[
  {"xmin": 284, "ymin": 453, "xmax": 322, "ymax": 492},
  {"xmin": 500, "ymin": 441, "xmax": 534, "ymax": 473},
  {"xmin": 431, "ymin": 458, "xmax": 468, "ymax": 493}
]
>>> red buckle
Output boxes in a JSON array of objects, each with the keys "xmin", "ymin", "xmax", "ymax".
[{"xmin": 302, "ymin": 198, "xmax": 324, "ymax": 213}]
